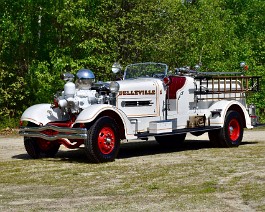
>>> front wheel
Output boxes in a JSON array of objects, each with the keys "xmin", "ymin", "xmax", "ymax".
[
  {"xmin": 84, "ymin": 116, "xmax": 120, "ymax": 163},
  {"xmin": 209, "ymin": 110, "xmax": 243, "ymax": 147},
  {"xmin": 24, "ymin": 137, "xmax": 60, "ymax": 158}
]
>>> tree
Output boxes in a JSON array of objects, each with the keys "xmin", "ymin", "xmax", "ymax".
[{"xmin": 0, "ymin": 0, "xmax": 264, "ymax": 127}]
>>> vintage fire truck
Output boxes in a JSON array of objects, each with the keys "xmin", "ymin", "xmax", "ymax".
[{"xmin": 19, "ymin": 62, "xmax": 261, "ymax": 163}]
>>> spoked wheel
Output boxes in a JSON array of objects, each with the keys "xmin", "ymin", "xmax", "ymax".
[
  {"xmin": 85, "ymin": 116, "xmax": 120, "ymax": 163},
  {"xmin": 24, "ymin": 137, "xmax": 60, "ymax": 158},
  {"xmin": 209, "ymin": 110, "xmax": 243, "ymax": 147},
  {"xmin": 155, "ymin": 133, "xmax": 186, "ymax": 148}
]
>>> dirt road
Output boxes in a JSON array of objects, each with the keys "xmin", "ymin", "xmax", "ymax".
[
  {"xmin": 0, "ymin": 130, "xmax": 264, "ymax": 161},
  {"xmin": 0, "ymin": 130, "xmax": 264, "ymax": 211}
]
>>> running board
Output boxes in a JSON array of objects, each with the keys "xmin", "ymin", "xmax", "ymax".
[{"xmin": 136, "ymin": 126, "xmax": 222, "ymax": 139}]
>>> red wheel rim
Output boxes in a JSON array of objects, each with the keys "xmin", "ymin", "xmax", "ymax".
[
  {"xmin": 37, "ymin": 139, "xmax": 52, "ymax": 151},
  {"xmin": 97, "ymin": 127, "xmax": 116, "ymax": 154},
  {"xmin": 228, "ymin": 118, "xmax": 240, "ymax": 141}
]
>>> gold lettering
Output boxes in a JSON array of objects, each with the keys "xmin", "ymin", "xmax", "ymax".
[{"xmin": 119, "ymin": 90, "xmax": 156, "ymax": 95}]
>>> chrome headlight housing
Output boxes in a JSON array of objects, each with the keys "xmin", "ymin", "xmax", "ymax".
[{"xmin": 109, "ymin": 81, "xmax": 120, "ymax": 93}]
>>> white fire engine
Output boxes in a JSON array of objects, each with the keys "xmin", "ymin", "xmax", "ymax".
[{"xmin": 19, "ymin": 62, "xmax": 261, "ymax": 162}]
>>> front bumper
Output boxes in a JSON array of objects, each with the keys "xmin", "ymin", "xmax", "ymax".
[{"xmin": 19, "ymin": 125, "xmax": 87, "ymax": 141}]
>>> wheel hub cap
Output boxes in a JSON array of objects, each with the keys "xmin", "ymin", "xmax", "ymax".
[
  {"xmin": 228, "ymin": 119, "xmax": 240, "ymax": 141},
  {"xmin": 98, "ymin": 127, "xmax": 115, "ymax": 154}
]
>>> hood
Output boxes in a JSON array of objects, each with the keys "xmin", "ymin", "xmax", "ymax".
[{"xmin": 117, "ymin": 78, "xmax": 163, "ymax": 97}]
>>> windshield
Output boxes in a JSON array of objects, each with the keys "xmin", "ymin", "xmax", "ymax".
[{"xmin": 124, "ymin": 62, "xmax": 168, "ymax": 79}]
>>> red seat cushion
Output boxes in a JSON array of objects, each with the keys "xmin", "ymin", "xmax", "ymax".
[{"xmin": 167, "ymin": 76, "xmax": 186, "ymax": 99}]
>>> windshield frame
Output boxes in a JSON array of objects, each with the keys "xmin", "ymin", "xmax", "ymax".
[{"xmin": 123, "ymin": 62, "xmax": 168, "ymax": 80}]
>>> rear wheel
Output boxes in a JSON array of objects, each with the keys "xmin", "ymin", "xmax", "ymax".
[
  {"xmin": 155, "ymin": 133, "xmax": 186, "ymax": 147},
  {"xmin": 208, "ymin": 110, "xmax": 243, "ymax": 147},
  {"xmin": 84, "ymin": 116, "xmax": 120, "ymax": 163}
]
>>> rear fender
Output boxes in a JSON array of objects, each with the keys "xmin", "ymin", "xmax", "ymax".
[
  {"xmin": 75, "ymin": 104, "xmax": 136, "ymax": 139},
  {"xmin": 20, "ymin": 104, "xmax": 69, "ymax": 126},
  {"xmin": 209, "ymin": 100, "xmax": 252, "ymax": 128}
]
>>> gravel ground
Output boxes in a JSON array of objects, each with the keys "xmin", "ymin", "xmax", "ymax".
[
  {"xmin": 0, "ymin": 130, "xmax": 264, "ymax": 161},
  {"xmin": 0, "ymin": 130, "xmax": 264, "ymax": 211}
]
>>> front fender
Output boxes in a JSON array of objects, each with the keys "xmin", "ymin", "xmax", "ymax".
[
  {"xmin": 20, "ymin": 104, "xmax": 69, "ymax": 126},
  {"xmin": 75, "ymin": 104, "xmax": 136, "ymax": 139},
  {"xmin": 209, "ymin": 100, "xmax": 252, "ymax": 128}
]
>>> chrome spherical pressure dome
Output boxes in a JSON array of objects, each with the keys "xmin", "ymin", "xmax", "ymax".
[
  {"xmin": 76, "ymin": 69, "xmax": 95, "ymax": 80},
  {"xmin": 76, "ymin": 69, "xmax": 95, "ymax": 90}
]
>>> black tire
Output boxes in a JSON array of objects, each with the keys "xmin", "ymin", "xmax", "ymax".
[
  {"xmin": 24, "ymin": 137, "xmax": 60, "ymax": 158},
  {"xmin": 42, "ymin": 141, "xmax": 60, "ymax": 157},
  {"xmin": 209, "ymin": 110, "xmax": 243, "ymax": 147},
  {"xmin": 24, "ymin": 137, "xmax": 41, "ymax": 159},
  {"xmin": 24, "ymin": 122, "xmax": 60, "ymax": 158},
  {"xmin": 84, "ymin": 116, "xmax": 120, "ymax": 163},
  {"xmin": 155, "ymin": 133, "xmax": 186, "ymax": 147}
]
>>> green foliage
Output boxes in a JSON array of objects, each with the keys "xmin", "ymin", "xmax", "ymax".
[
  {"xmin": 0, "ymin": 117, "xmax": 18, "ymax": 130},
  {"xmin": 0, "ymin": 0, "xmax": 265, "ymax": 127}
]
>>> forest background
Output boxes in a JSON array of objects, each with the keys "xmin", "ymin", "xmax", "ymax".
[{"xmin": 0, "ymin": 0, "xmax": 264, "ymax": 129}]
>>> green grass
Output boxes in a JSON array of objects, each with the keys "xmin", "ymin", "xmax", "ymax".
[{"xmin": 0, "ymin": 139, "xmax": 264, "ymax": 211}]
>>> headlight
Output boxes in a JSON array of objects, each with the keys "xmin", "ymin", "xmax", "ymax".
[
  {"xmin": 112, "ymin": 62, "xmax": 122, "ymax": 74},
  {"xmin": 109, "ymin": 81, "xmax": 120, "ymax": 93}
]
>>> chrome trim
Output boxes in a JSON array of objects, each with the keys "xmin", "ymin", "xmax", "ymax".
[{"xmin": 19, "ymin": 126, "xmax": 87, "ymax": 141}]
